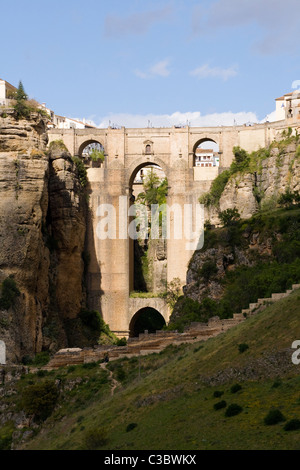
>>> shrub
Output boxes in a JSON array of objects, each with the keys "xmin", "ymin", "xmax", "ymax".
[
  {"xmin": 0, "ymin": 276, "xmax": 20, "ymax": 310},
  {"xmin": 278, "ymin": 190, "xmax": 300, "ymax": 208},
  {"xmin": 90, "ymin": 149, "xmax": 105, "ymax": 162},
  {"xmin": 271, "ymin": 379, "xmax": 282, "ymax": 389},
  {"xmin": 213, "ymin": 390, "xmax": 224, "ymax": 398},
  {"xmin": 116, "ymin": 337, "xmax": 127, "ymax": 346},
  {"xmin": 199, "ymin": 170, "xmax": 231, "ymax": 207},
  {"xmin": 200, "ymin": 260, "xmax": 218, "ymax": 283},
  {"xmin": 284, "ymin": 419, "xmax": 300, "ymax": 431},
  {"xmin": 225, "ymin": 404, "xmax": 243, "ymax": 417},
  {"xmin": 21, "ymin": 355, "xmax": 33, "ymax": 365},
  {"xmin": 219, "ymin": 208, "xmax": 241, "ymax": 227},
  {"xmin": 84, "ymin": 428, "xmax": 108, "ymax": 450},
  {"xmin": 230, "ymin": 384, "xmax": 242, "ymax": 394},
  {"xmin": 264, "ymin": 409, "xmax": 285, "ymax": 425},
  {"xmin": 21, "ymin": 380, "xmax": 59, "ymax": 423},
  {"xmin": 238, "ymin": 343, "xmax": 249, "ymax": 353},
  {"xmin": 37, "ymin": 370, "xmax": 48, "ymax": 378},
  {"xmin": 33, "ymin": 352, "xmax": 50, "ymax": 367},
  {"xmin": 79, "ymin": 309, "xmax": 104, "ymax": 332},
  {"xmin": 81, "ymin": 362, "xmax": 98, "ymax": 370},
  {"xmin": 126, "ymin": 423, "xmax": 138, "ymax": 432},
  {"xmin": 72, "ymin": 156, "xmax": 88, "ymax": 188},
  {"xmin": 214, "ymin": 400, "xmax": 227, "ymax": 410}
]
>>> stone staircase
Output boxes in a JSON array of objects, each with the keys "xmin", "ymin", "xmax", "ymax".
[{"xmin": 45, "ymin": 284, "xmax": 300, "ymax": 369}]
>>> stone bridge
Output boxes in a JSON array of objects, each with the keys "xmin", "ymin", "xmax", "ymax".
[{"xmin": 48, "ymin": 120, "xmax": 292, "ymax": 337}]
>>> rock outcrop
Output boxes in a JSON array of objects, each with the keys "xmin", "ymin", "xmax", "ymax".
[
  {"xmin": 0, "ymin": 114, "xmax": 87, "ymax": 363},
  {"xmin": 204, "ymin": 141, "xmax": 300, "ymax": 225}
]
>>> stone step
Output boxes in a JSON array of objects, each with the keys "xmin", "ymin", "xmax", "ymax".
[
  {"xmin": 249, "ymin": 303, "xmax": 259, "ymax": 310},
  {"xmin": 233, "ymin": 313, "xmax": 245, "ymax": 321},
  {"xmin": 292, "ymin": 284, "xmax": 300, "ymax": 290},
  {"xmin": 241, "ymin": 309, "xmax": 250, "ymax": 315},
  {"xmin": 271, "ymin": 292, "xmax": 288, "ymax": 301}
]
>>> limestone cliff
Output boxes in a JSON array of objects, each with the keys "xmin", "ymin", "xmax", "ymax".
[
  {"xmin": 204, "ymin": 141, "xmax": 300, "ymax": 225},
  {"xmin": 177, "ymin": 140, "xmax": 300, "ymax": 316},
  {"xmin": 0, "ymin": 112, "xmax": 86, "ymax": 363}
]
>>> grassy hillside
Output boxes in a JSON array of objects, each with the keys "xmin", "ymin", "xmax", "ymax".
[{"xmin": 6, "ymin": 289, "xmax": 300, "ymax": 450}]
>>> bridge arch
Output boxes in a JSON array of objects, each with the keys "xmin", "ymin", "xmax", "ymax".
[
  {"xmin": 128, "ymin": 297, "xmax": 169, "ymax": 337},
  {"xmin": 129, "ymin": 307, "xmax": 166, "ymax": 337},
  {"xmin": 193, "ymin": 137, "xmax": 220, "ymax": 168},
  {"xmin": 127, "ymin": 156, "xmax": 170, "ymax": 188},
  {"xmin": 78, "ymin": 139, "xmax": 105, "ymax": 158}
]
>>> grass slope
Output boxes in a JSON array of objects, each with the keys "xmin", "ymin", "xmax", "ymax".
[{"xmin": 18, "ymin": 290, "xmax": 300, "ymax": 450}]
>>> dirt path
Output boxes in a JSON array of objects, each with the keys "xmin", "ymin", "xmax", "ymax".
[{"xmin": 100, "ymin": 362, "xmax": 120, "ymax": 396}]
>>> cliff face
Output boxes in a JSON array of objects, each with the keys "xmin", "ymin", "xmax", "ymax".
[
  {"xmin": 183, "ymin": 141, "xmax": 300, "ymax": 307},
  {"xmin": 204, "ymin": 142, "xmax": 300, "ymax": 225},
  {"xmin": 0, "ymin": 113, "xmax": 86, "ymax": 363}
]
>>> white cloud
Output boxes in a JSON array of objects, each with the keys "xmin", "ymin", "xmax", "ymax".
[
  {"xmin": 87, "ymin": 110, "xmax": 258, "ymax": 129},
  {"xmin": 190, "ymin": 64, "xmax": 238, "ymax": 81},
  {"xmin": 135, "ymin": 59, "xmax": 171, "ymax": 79}
]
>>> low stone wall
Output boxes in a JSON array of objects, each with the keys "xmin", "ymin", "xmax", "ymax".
[{"xmin": 45, "ymin": 284, "xmax": 300, "ymax": 369}]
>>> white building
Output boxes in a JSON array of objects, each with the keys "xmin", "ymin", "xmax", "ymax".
[
  {"xmin": 275, "ymin": 91, "xmax": 300, "ymax": 122},
  {"xmin": 0, "ymin": 78, "xmax": 17, "ymax": 106},
  {"xmin": 194, "ymin": 148, "xmax": 219, "ymax": 167},
  {"xmin": 50, "ymin": 114, "xmax": 95, "ymax": 130}
]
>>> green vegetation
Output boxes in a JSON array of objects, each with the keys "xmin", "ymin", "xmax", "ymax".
[
  {"xmin": 218, "ymin": 208, "xmax": 241, "ymax": 227},
  {"xmin": 238, "ymin": 343, "xmax": 249, "ymax": 354},
  {"xmin": 170, "ymin": 207, "xmax": 300, "ymax": 331},
  {"xmin": 4, "ymin": 289, "xmax": 298, "ymax": 450},
  {"xmin": 136, "ymin": 170, "xmax": 168, "ymax": 208},
  {"xmin": 225, "ymin": 404, "xmax": 243, "ymax": 417},
  {"xmin": 89, "ymin": 148, "xmax": 105, "ymax": 162},
  {"xmin": 20, "ymin": 380, "xmax": 59, "ymax": 423},
  {"xmin": 48, "ymin": 139, "xmax": 69, "ymax": 153},
  {"xmin": 200, "ymin": 134, "xmax": 300, "ymax": 209},
  {"xmin": 264, "ymin": 409, "xmax": 285, "ymax": 426},
  {"xmin": 72, "ymin": 156, "xmax": 88, "ymax": 187},
  {"xmin": 83, "ymin": 428, "xmax": 108, "ymax": 449},
  {"xmin": 13, "ymin": 81, "xmax": 30, "ymax": 120},
  {"xmin": 230, "ymin": 384, "xmax": 242, "ymax": 394},
  {"xmin": 199, "ymin": 170, "xmax": 230, "ymax": 207},
  {"xmin": 12, "ymin": 81, "xmax": 50, "ymax": 120},
  {"xmin": 213, "ymin": 400, "xmax": 227, "ymax": 411},
  {"xmin": 284, "ymin": 419, "xmax": 300, "ymax": 431},
  {"xmin": 0, "ymin": 276, "xmax": 20, "ymax": 310}
]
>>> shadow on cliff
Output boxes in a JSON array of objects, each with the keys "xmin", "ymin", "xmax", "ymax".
[{"xmin": 43, "ymin": 153, "xmax": 104, "ymax": 349}]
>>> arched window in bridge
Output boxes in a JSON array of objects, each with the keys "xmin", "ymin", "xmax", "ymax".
[
  {"xmin": 193, "ymin": 139, "xmax": 220, "ymax": 168},
  {"xmin": 145, "ymin": 144, "xmax": 151, "ymax": 155}
]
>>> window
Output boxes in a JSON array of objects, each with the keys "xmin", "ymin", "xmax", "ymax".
[{"xmin": 145, "ymin": 144, "xmax": 151, "ymax": 154}]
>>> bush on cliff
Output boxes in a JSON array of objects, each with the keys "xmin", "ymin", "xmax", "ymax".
[
  {"xmin": 0, "ymin": 276, "xmax": 20, "ymax": 310},
  {"xmin": 21, "ymin": 380, "xmax": 59, "ymax": 423}
]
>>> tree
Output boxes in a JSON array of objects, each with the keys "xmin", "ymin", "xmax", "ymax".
[
  {"xmin": 14, "ymin": 81, "xmax": 30, "ymax": 119},
  {"xmin": 219, "ymin": 208, "xmax": 240, "ymax": 227},
  {"xmin": 16, "ymin": 81, "xmax": 28, "ymax": 101}
]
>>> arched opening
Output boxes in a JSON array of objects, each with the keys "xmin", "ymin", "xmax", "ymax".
[
  {"xmin": 129, "ymin": 163, "xmax": 168, "ymax": 295},
  {"xmin": 78, "ymin": 140, "xmax": 105, "ymax": 167},
  {"xmin": 193, "ymin": 138, "xmax": 220, "ymax": 168},
  {"xmin": 129, "ymin": 307, "xmax": 166, "ymax": 337}
]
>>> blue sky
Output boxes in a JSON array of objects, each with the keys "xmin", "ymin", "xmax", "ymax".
[{"xmin": 2, "ymin": 0, "xmax": 300, "ymax": 127}]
